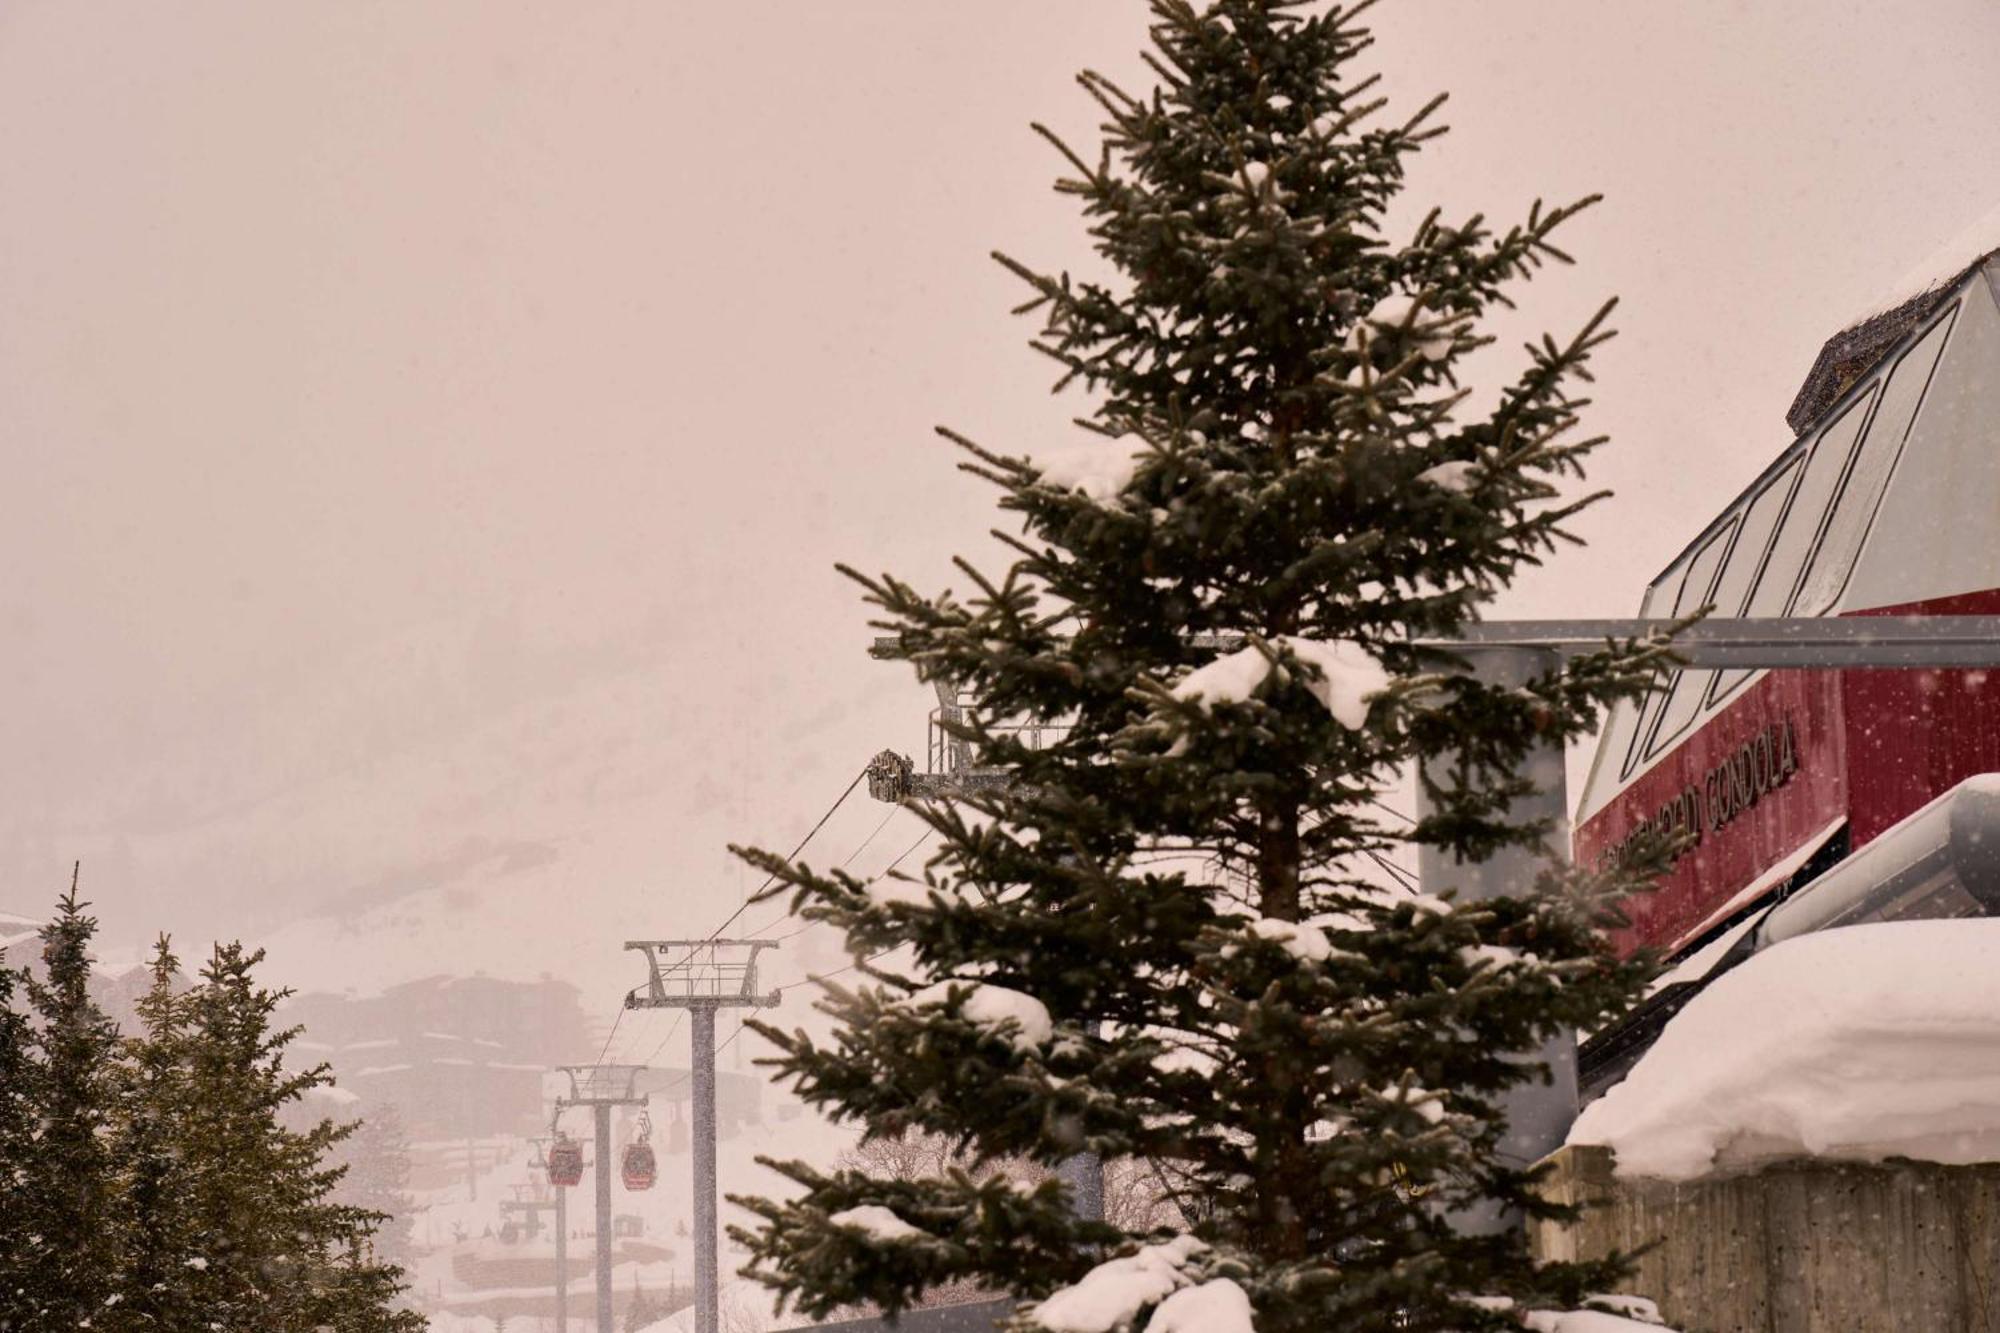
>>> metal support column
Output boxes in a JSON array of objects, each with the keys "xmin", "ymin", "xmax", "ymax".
[
  {"xmin": 624, "ymin": 940, "xmax": 782, "ymax": 1333},
  {"xmin": 556, "ymin": 1182, "xmax": 568, "ymax": 1332},
  {"xmin": 691, "ymin": 1006, "xmax": 719, "ymax": 1333},
  {"xmin": 594, "ymin": 1102, "xmax": 613, "ymax": 1333},
  {"xmin": 555, "ymin": 1065, "xmax": 649, "ymax": 1333},
  {"xmin": 1414, "ymin": 646, "xmax": 1576, "ymax": 1194},
  {"xmin": 1056, "ymin": 1155, "xmax": 1104, "ymax": 1222}
]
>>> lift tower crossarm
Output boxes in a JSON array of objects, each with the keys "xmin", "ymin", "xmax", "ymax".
[{"xmin": 624, "ymin": 939, "xmax": 782, "ymax": 1007}]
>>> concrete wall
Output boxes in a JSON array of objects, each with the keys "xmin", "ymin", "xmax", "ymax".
[{"xmin": 1532, "ymin": 1145, "xmax": 2000, "ymax": 1332}]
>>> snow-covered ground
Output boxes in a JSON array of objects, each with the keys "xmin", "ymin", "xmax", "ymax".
[
  {"xmin": 405, "ymin": 1101, "xmax": 859, "ymax": 1329},
  {"xmin": 1571, "ymin": 918, "xmax": 2000, "ymax": 1180}
]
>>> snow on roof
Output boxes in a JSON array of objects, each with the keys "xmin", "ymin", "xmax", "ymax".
[
  {"xmin": 1845, "ymin": 199, "xmax": 2000, "ymax": 329},
  {"xmin": 1570, "ymin": 919, "xmax": 2000, "ymax": 1180},
  {"xmin": 1790, "ymin": 201, "xmax": 2000, "ymax": 433}
]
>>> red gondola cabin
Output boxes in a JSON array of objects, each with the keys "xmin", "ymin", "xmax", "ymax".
[{"xmin": 547, "ymin": 1137, "xmax": 585, "ymax": 1188}]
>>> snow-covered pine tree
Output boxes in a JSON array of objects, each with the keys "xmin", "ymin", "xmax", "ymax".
[
  {"xmin": 15, "ymin": 874, "xmax": 126, "ymax": 1332},
  {"xmin": 176, "ymin": 943, "xmax": 424, "ymax": 1333},
  {"xmin": 732, "ymin": 3, "xmax": 1671, "ymax": 1331}
]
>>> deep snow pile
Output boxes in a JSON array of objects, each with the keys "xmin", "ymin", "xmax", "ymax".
[{"xmin": 1570, "ymin": 919, "xmax": 2000, "ymax": 1180}]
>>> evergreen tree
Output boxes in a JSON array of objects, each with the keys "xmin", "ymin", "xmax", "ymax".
[
  {"xmin": 176, "ymin": 942, "xmax": 424, "ymax": 1333},
  {"xmin": 330, "ymin": 1101, "xmax": 419, "ymax": 1277},
  {"xmin": 732, "ymin": 4, "xmax": 1671, "ymax": 1330},
  {"xmin": 105, "ymin": 938, "xmax": 205, "ymax": 1333},
  {"xmin": 15, "ymin": 871, "xmax": 126, "ymax": 1332},
  {"xmin": 0, "ymin": 953, "xmax": 37, "ymax": 1323}
]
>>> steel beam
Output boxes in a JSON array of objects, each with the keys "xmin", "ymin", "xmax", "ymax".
[
  {"xmin": 594, "ymin": 1103, "xmax": 613, "ymax": 1333},
  {"xmin": 1433, "ymin": 615, "xmax": 2000, "ymax": 667},
  {"xmin": 692, "ymin": 1006, "xmax": 719, "ymax": 1333}
]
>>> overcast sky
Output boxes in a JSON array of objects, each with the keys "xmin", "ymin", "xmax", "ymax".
[{"xmin": 5, "ymin": 1, "xmax": 2000, "ymax": 989}]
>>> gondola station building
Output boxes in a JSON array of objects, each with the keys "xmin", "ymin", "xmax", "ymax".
[{"xmin": 1540, "ymin": 214, "xmax": 2000, "ymax": 1329}]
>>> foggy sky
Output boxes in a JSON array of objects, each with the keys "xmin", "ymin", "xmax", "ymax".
[{"xmin": 6, "ymin": 0, "xmax": 2000, "ymax": 979}]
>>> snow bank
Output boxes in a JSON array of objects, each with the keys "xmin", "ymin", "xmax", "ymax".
[
  {"xmin": 1171, "ymin": 637, "xmax": 1389, "ymax": 730},
  {"xmin": 901, "ymin": 981, "xmax": 1053, "ymax": 1050},
  {"xmin": 828, "ymin": 1204, "xmax": 924, "ymax": 1241},
  {"xmin": 1144, "ymin": 1278, "xmax": 1252, "ymax": 1333},
  {"xmin": 1031, "ymin": 1235, "xmax": 1207, "ymax": 1333},
  {"xmin": 637, "ymin": 1279, "xmax": 791, "ymax": 1333},
  {"xmin": 1029, "ymin": 436, "xmax": 1154, "ymax": 501},
  {"xmin": 1570, "ymin": 920, "xmax": 2000, "ymax": 1180},
  {"xmin": 1524, "ymin": 1304, "xmax": 1670, "ymax": 1332}
]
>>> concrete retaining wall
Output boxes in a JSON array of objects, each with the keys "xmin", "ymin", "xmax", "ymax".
[{"xmin": 1532, "ymin": 1145, "xmax": 2000, "ymax": 1332}]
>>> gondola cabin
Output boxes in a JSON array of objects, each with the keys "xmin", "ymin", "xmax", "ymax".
[
  {"xmin": 1573, "ymin": 232, "xmax": 2000, "ymax": 1089},
  {"xmin": 547, "ymin": 1136, "xmax": 585, "ymax": 1188},
  {"xmin": 622, "ymin": 1141, "xmax": 656, "ymax": 1191}
]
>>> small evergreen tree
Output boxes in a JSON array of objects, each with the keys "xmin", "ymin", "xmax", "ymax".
[
  {"xmin": 177, "ymin": 942, "xmax": 424, "ymax": 1333},
  {"xmin": 732, "ymin": 4, "xmax": 1669, "ymax": 1330},
  {"xmin": 15, "ymin": 871, "xmax": 125, "ymax": 1332},
  {"xmin": 331, "ymin": 1102, "xmax": 419, "ymax": 1277}
]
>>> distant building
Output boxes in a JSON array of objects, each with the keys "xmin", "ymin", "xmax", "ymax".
[{"xmin": 283, "ymin": 973, "xmax": 594, "ymax": 1145}]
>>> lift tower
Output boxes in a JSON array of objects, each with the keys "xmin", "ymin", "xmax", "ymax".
[
  {"xmin": 556, "ymin": 1064, "xmax": 648, "ymax": 1333},
  {"xmin": 502, "ymin": 1138, "xmax": 569, "ymax": 1329},
  {"xmin": 625, "ymin": 939, "xmax": 781, "ymax": 1333}
]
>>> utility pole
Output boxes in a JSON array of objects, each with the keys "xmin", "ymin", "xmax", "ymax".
[
  {"xmin": 557, "ymin": 1064, "xmax": 649, "ymax": 1333},
  {"xmin": 625, "ymin": 939, "xmax": 781, "ymax": 1333}
]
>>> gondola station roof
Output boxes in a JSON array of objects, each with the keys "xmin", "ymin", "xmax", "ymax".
[{"xmin": 1789, "ymin": 202, "xmax": 2000, "ymax": 433}]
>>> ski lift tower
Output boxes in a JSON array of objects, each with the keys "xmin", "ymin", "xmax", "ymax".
[
  {"xmin": 859, "ymin": 642, "xmax": 1107, "ymax": 1219},
  {"xmin": 556, "ymin": 1064, "xmax": 648, "ymax": 1333},
  {"xmin": 624, "ymin": 939, "xmax": 781, "ymax": 1333}
]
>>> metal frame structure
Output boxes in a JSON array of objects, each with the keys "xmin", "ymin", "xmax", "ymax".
[
  {"xmin": 864, "ymin": 618, "xmax": 2000, "ymax": 801},
  {"xmin": 624, "ymin": 940, "xmax": 781, "ymax": 1333},
  {"xmin": 862, "ymin": 616, "xmax": 2000, "ymax": 1178},
  {"xmin": 500, "ymin": 1137, "xmax": 570, "ymax": 1329},
  {"xmin": 556, "ymin": 1064, "xmax": 649, "ymax": 1333}
]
